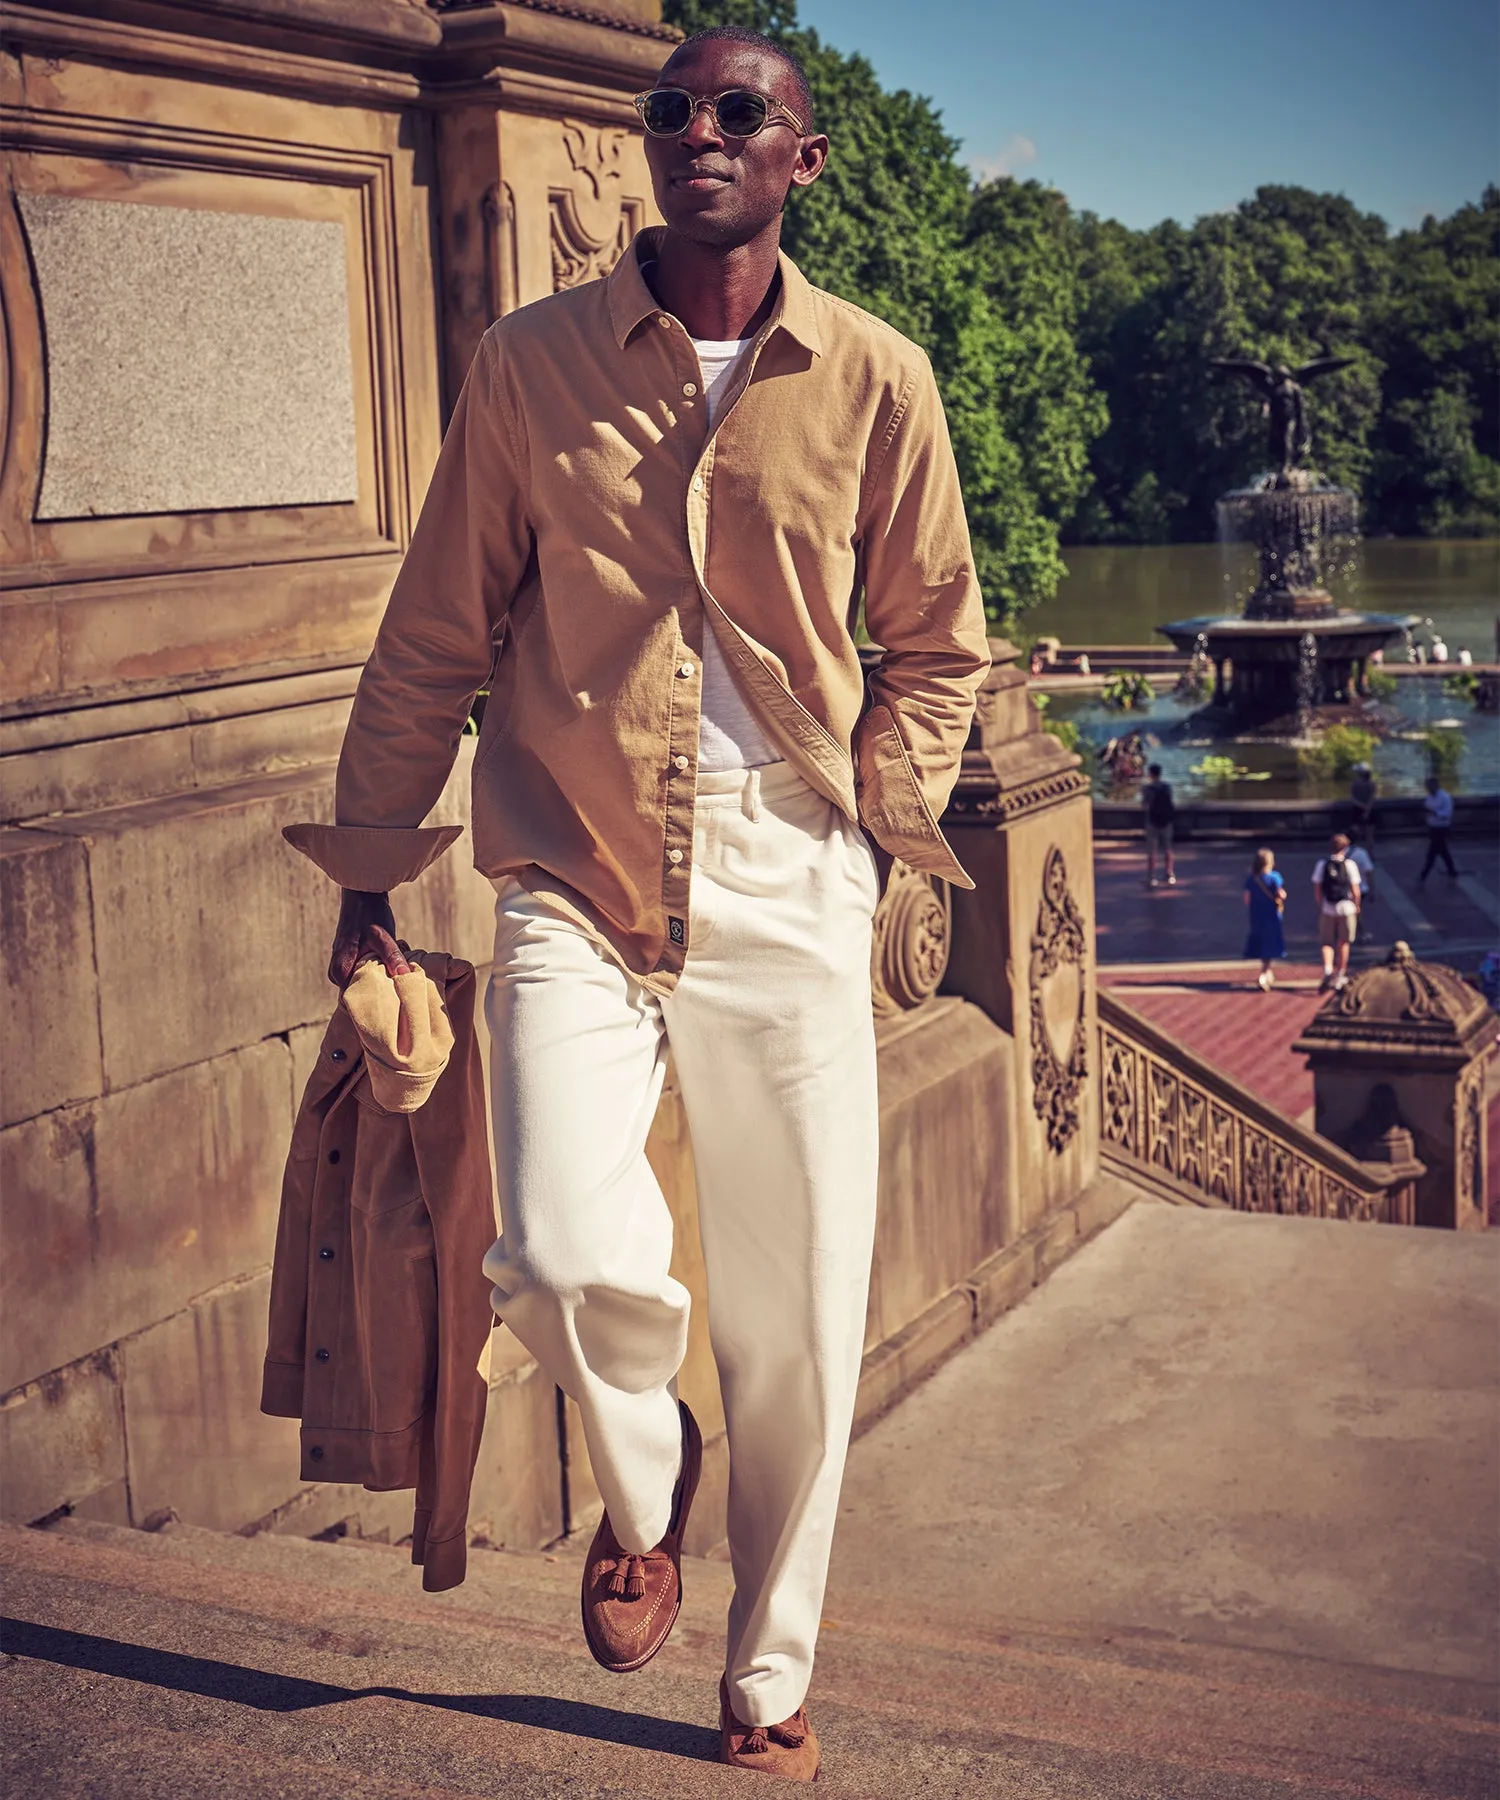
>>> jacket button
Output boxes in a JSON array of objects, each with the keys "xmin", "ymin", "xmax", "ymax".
[
  {"xmin": 330, "ymin": 1048, "xmax": 346, "ymax": 1063},
  {"xmin": 315, "ymin": 1348, "xmax": 330, "ymax": 1363},
  {"xmin": 668, "ymin": 849, "xmax": 684, "ymax": 865},
  {"xmin": 319, "ymin": 1246, "xmax": 335, "ymax": 1261},
  {"xmin": 309, "ymin": 1445, "xmax": 324, "ymax": 1462},
  {"xmin": 657, "ymin": 314, "xmax": 671, "ymax": 328},
  {"xmin": 682, "ymin": 381, "xmax": 698, "ymax": 397},
  {"xmin": 328, "ymin": 1149, "xmax": 340, "ymax": 1164}
]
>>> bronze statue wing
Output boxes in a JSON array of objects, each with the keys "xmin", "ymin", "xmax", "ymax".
[
  {"xmin": 1209, "ymin": 358, "xmax": 1273, "ymax": 387},
  {"xmin": 1292, "ymin": 356, "xmax": 1356, "ymax": 384}
]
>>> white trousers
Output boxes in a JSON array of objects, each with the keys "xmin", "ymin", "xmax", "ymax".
[{"xmin": 482, "ymin": 763, "xmax": 880, "ymax": 1726}]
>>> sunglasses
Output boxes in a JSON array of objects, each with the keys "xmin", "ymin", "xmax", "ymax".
[{"xmin": 634, "ymin": 86, "xmax": 807, "ymax": 141}]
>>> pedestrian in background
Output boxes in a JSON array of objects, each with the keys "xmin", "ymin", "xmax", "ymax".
[
  {"xmin": 1347, "ymin": 825, "xmax": 1375, "ymax": 904},
  {"xmin": 1142, "ymin": 761, "xmax": 1176, "ymax": 889},
  {"xmin": 1312, "ymin": 832, "xmax": 1362, "ymax": 992},
  {"xmin": 1348, "ymin": 760, "xmax": 1376, "ymax": 848},
  {"xmin": 1419, "ymin": 774, "xmax": 1457, "ymax": 881},
  {"xmin": 1243, "ymin": 847, "xmax": 1286, "ymax": 990}
]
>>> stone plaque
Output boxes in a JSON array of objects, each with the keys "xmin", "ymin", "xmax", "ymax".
[{"xmin": 19, "ymin": 194, "xmax": 359, "ymax": 519}]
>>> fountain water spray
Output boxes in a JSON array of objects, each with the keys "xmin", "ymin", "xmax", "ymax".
[{"xmin": 1295, "ymin": 632, "xmax": 1319, "ymax": 741}]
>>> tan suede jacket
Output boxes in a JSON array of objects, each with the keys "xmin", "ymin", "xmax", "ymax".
[
  {"xmin": 314, "ymin": 229, "xmax": 990, "ymax": 991},
  {"xmin": 261, "ymin": 954, "xmax": 494, "ymax": 1592}
]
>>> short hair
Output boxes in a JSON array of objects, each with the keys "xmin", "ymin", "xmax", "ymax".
[
  {"xmin": 1331, "ymin": 832, "xmax": 1350, "ymax": 852},
  {"xmin": 669, "ymin": 26, "xmax": 816, "ymax": 132},
  {"xmin": 1254, "ymin": 847, "xmax": 1274, "ymax": 871},
  {"xmin": 1147, "ymin": 762, "xmax": 1162, "ymax": 778}
]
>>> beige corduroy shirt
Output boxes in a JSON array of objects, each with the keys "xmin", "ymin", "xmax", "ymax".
[{"xmin": 308, "ymin": 229, "xmax": 990, "ymax": 993}]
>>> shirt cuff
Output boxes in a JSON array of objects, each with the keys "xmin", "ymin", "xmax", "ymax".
[{"xmin": 282, "ymin": 822, "xmax": 463, "ymax": 892}]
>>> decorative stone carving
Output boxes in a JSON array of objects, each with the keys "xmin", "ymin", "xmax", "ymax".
[
  {"xmin": 1029, "ymin": 846, "xmax": 1087, "ymax": 1154},
  {"xmin": 1099, "ymin": 994, "xmax": 1421, "ymax": 1224},
  {"xmin": 481, "ymin": 182, "xmax": 520, "ymax": 321},
  {"xmin": 945, "ymin": 766, "xmax": 1092, "ymax": 827},
  {"xmin": 870, "ymin": 861, "xmax": 951, "ymax": 1020},
  {"xmin": 550, "ymin": 121, "xmax": 646, "ymax": 292},
  {"xmin": 18, "ymin": 194, "xmax": 358, "ymax": 518}
]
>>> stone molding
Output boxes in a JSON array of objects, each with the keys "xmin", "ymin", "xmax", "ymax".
[
  {"xmin": 1294, "ymin": 939, "xmax": 1499, "ymax": 1069},
  {"xmin": 549, "ymin": 119, "xmax": 646, "ymax": 291},
  {"xmin": 946, "ymin": 765, "xmax": 1092, "ymax": 828}
]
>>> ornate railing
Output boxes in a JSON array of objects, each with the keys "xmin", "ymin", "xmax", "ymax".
[{"xmin": 1098, "ymin": 990, "xmax": 1419, "ymax": 1224}]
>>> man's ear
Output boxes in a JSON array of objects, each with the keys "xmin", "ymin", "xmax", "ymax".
[{"xmin": 790, "ymin": 134, "xmax": 829, "ymax": 190}]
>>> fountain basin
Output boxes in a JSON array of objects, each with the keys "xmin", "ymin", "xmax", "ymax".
[{"xmin": 1159, "ymin": 611, "xmax": 1416, "ymax": 712}]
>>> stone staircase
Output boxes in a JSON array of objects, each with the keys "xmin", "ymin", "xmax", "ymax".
[{"xmin": 3, "ymin": 1204, "xmax": 1496, "ymax": 1799}]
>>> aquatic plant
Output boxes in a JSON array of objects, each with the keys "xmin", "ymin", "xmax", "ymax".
[
  {"xmin": 1443, "ymin": 670, "xmax": 1481, "ymax": 704},
  {"xmin": 1423, "ymin": 727, "xmax": 1466, "ymax": 782},
  {"xmin": 1365, "ymin": 668, "xmax": 1399, "ymax": 702},
  {"xmin": 1100, "ymin": 669, "xmax": 1154, "ymax": 711},
  {"xmin": 1297, "ymin": 724, "xmax": 1379, "ymax": 780},
  {"xmin": 1190, "ymin": 755, "xmax": 1271, "ymax": 785}
]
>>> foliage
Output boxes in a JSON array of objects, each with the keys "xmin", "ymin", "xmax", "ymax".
[
  {"xmin": 1099, "ymin": 668, "xmax": 1155, "ymax": 711},
  {"xmin": 1297, "ymin": 723, "xmax": 1378, "ymax": 780},
  {"xmin": 1442, "ymin": 669, "xmax": 1481, "ymax": 703},
  {"xmin": 1031, "ymin": 692, "xmax": 1082, "ymax": 754},
  {"xmin": 1189, "ymin": 755, "xmax": 1270, "ymax": 784},
  {"xmin": 1365, "ymin": 668, "xmax": 1399, "ymax": 701},
  {"xmin": 1423, "ymin": 726, "xmax": 1466, "ymax": 781}
]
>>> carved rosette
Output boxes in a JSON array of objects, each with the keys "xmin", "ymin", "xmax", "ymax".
[
  {"xmin": 550, "ymin": 120, "xmax": 645, "ymax": 293},
  {"xmin": 1029, "ymin": 846, "xmax": 1088, "ymax": 1154},
  {"xmin": 870, "ymin": 861, "xmax": 951, "ymax": 1019}
]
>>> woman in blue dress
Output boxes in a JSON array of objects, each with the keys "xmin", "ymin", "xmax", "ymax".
[{"xmin": 1243, "ymin": 847, "xmax": 1286, "ymax": 990}]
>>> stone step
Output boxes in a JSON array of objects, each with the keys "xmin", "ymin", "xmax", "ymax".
[{"xmin": 3, "ymin": 1514, "xmax": 1494, "ymax": 1798}]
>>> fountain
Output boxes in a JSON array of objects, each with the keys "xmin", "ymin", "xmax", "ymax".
[{"xmin": 1158, "ymin": 354, "xmax": 1414, "ymax": 722}]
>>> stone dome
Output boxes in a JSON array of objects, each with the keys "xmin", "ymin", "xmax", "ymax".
[{"xmin": 1294, "ymin": 942, "xmax": 1498, "ymax": 1067}]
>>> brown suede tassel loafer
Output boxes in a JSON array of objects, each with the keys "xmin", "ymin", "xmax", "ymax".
[
  {"xmin": 581, "ymin": 1400, "xmax": 702, "ymax": 1673},
  {"xmin": 718, "ymin": 1674, "xmax": 821, "ymax": 1782}
]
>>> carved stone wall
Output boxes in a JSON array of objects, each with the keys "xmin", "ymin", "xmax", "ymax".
[
  {"xmin": 550, "ymin": 120, "xmax": 648, "ymax": 292},
  {"xmin": 1028, "ymin": 846, "xmax": 1087, "ymax": 1154}
]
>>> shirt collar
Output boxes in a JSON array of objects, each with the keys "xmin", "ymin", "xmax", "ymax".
[{"xmin": 608, "ymin": 227, "xmax": 823, "ymax": 357}]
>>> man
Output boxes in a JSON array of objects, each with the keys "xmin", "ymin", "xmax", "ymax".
[
  {"xmin": 1348, "ymin": 760, "xmax": 1375, "ymax": 849},
  {"xmin": 1419, "ymin": 774, "xmax": 1457, "ymax": 881},
  {"xmin": 316, "ymin": 25, "xmax": 988, "ymax": 1783},
  {"xmin": 1312, "ymin": 831, "xmax": 1362, "ymax": 992},
  {"xmin": 1141, "ymin": 761, "xmax": 1177, "ymax": 888}
]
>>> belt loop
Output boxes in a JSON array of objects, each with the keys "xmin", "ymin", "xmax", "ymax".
[{"xmin": 742, "ymin": 766, "xmax": 762, "ymax": 823}]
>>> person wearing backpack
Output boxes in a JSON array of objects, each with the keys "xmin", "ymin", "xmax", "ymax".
[
  {"xmin": 1311, "ymin": 831, "xmax": 1362, "ymax": 992},
  {"xmin": 1142, "ymin": 762, "xmax": 1177, "ymax": 888}
]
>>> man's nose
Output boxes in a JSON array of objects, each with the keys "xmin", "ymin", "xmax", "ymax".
[{"xmin": 680, "ymin": 102, "xmax": 725, "ymax": 150}]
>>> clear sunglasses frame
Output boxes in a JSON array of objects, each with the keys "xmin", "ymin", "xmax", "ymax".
[{"xmin": 633, "ymin": 86, "xmax": 808, "ymax": 141}]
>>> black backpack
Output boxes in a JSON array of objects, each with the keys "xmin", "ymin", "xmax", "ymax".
[
  {"xmin": 1147, "ymin": 782, "xmax": 1175, "ymax": 828},
  {"xmin": 1321, "ymin": 854, "xmax": 1353, "ymax": 905}
]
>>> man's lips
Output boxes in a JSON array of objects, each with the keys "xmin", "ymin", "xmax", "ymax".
[{"xmin": 671, "ymin": 168, "xmax": 732, "ymax": 191}]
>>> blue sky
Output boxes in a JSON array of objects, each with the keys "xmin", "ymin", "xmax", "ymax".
[{"xmin": 797, "ymin": 0, "xmax": 1498, "ymax": 229}]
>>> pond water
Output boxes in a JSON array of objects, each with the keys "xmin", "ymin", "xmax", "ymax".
[
  {"xmin": 1028, "ymin": 538, "xmax": 1500, "ymax": 657},
  {"xmin": 1045, "ymin": 674, "xmax": 1499, "ymax": 803}
]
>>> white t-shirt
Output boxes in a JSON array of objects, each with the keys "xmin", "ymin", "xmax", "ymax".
[
  {"xmin": 1312, "ymin": 854, "xmax": 1362, "ymax": 918},
  {"xmin": 690, "ymin": 336, "xmax": 779, "ymax": 773}
]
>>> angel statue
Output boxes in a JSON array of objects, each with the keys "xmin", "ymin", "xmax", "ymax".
[{"xmin": 1210, "ymin": 355, "xmax": 1354, "ymax": 480}]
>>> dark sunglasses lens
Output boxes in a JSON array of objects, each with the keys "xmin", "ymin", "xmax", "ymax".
[
  {"xmin": 714, "ymin": 90, "xmax": 770, "ymax": 136},
  {"xmin": 642, "ymin": 90, "xmax": 693, "ymax": 135}
]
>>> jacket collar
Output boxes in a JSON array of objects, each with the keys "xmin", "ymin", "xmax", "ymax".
[{"xmin": 608, "ymin": 227, "xmax": 823, "ymax": 357}]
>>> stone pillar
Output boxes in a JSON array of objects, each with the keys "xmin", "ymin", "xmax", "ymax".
[
  {"xmin": 941, "ymin": 641, "xmax": 1099, "ymax": 1235},
  {"xmin": 1294, "ymin": 942, "xmax": 1498, "ymax": 1230}
]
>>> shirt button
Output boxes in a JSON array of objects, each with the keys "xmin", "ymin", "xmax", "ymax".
[
  {"xmin": 668, "ymin": 849, "xmax": 684, "ymax": 864},
  {"xmin": 309, "ymin": 1445, "xmax": 325, "ymax": 1462},
  {"xmin": 683, "ymin": 381, "xmax": 698, "ymax": 397},
  {"xmin": 672, "ymin": 755, "xmax": 689, "ymax": 772},
  {"xmin": 678, "ymin": 661, "xmax": 694, "ymax": 678},
  {"xmin": 692, "ymin": 476, "xmax": 704, "ymax": 492},
  {"xmin": 315, "ymin": 1347, "xmax": 330, "ymax": 1363},
  {"xmin": 657, "ymin": 315, "xmax": 671, "ymax": 329}
]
